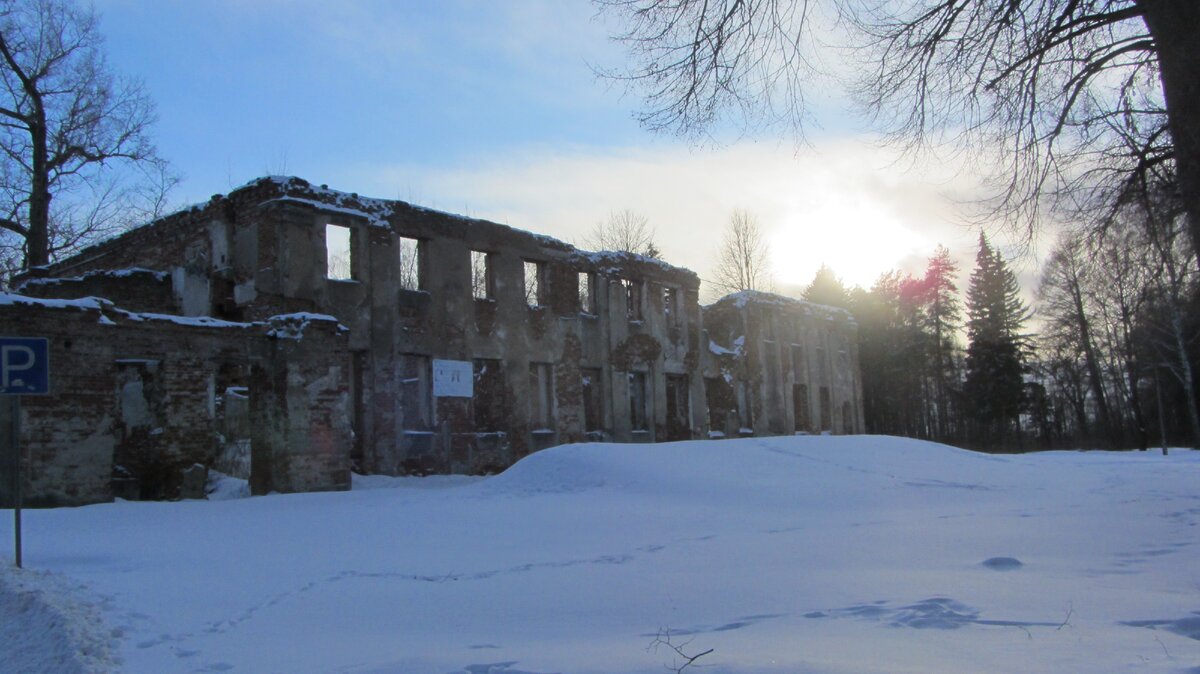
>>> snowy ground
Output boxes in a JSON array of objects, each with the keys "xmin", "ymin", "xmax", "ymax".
[{"xmin": 2, "ymin": 435, "xmax": 1199, "ymax": 674}]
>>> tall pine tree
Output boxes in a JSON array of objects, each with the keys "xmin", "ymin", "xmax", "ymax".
[{"xmin": 964, "ymin": 233, "xmax": 1030, "ymax": 449}]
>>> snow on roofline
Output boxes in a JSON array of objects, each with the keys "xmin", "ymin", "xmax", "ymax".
[
  {"xmin": 115, "ymin": 310, "xmax": 253, "ymax": 330},
  {"xmin": 261, "ymin": 177, "xmax": 579, "ymax": 253},
  {"xmin": 38, "ymin": 174, "xmax": 699, "ymax": 282},
  {"xmin": 0, "ymin": 292, "xmax": 113, "ymax": 312},
  {"xmin": 16, "ymin": 267, "xmax": 169, "ymax": 291},
  {"xmin": 0, "ymin": 292, "xmax": 347, "ymax": 334},
  {"xmin": 255, "ymin": 176, "xmax": 698, "ymax": 279},
  {"xmin": 705, "ymin": 289, "xmax": 855, "ymax": 321},
  {"xmin": 567, "ymin": 249, "xmax": 699, "ymax": 282}
]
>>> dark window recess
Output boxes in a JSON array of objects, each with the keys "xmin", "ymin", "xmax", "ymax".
[
  {"xmin": 705, "ymin": 376, "xmax": 729, "ymax": 435},
  {"xmin": 793, "ymin": 384, "xmax": 810, "ymax": 432},
  {"xmin": 628, "ymin": 371, "xmax": 648, "ymax": 431},
  {"xmin": 665, "ymin": 374, "xmax": 690, "ymax": 441},
  {"xmin": 820, "ymin": 386, "xmax": 832, "ymax": 431},
  {"xmin": 582, "ymin": 368, "xmax": 603, "ymax": 432},
  {"xmin": 473, "ymin": 359, "xmax": 505, "ymax": 432}
]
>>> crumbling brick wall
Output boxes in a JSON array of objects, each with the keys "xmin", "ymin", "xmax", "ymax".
[
  {"xmin": 22, "ymin": 177, "xmax": 710, "ymax": 483},
  {"xmin": 17, "ymin": 269, "xmax": 176, "ymax": 314},
  {"xmin": 0, "ymin": 294, "xmax": 352, "ymax": 506}
]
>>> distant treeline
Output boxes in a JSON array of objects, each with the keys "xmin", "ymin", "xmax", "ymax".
[{"xmin": 803, "ymin": 218, "xmax": 1198, "ymax": 452}]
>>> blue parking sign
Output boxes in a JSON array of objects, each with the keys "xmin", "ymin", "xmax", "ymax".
[{"xmin": 0, "ymin": 337, "xmax": 49, "ymax": 395}]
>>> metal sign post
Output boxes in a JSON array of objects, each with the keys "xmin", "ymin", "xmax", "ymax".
[
  {"xmin": 9, "ymin": 396, "xmax": 18, "ymax": 568},
  {"xmin": 1, "ymin": 336, "xmax": 50, "ymax": 569}
]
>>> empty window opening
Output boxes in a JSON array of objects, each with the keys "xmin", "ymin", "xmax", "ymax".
[
  {"xmin": 582, "ymin": 368, "xmax": 603, "ymax": 432},
  {"xmin": 629, "ymin": 371, "xmax": 649, "ymax": 431},
  {"xmin": 473, "ymin": 359, "xmax": 505, "ymax": 432},
  {"xmin": 579, "ymin": 272, "xmax": 595, "ymax": 314},
  {"xmin": 530, "ymin": 362, "xmax": 554, "ymax": 429},
  {"xmin": 471, "ymin": 250, "xmax": 493, "ymax": 300},
  {"xmin": 524, "ymin": 260, "xmax": 545, "ymax": 307},
  {"xmin": 398, "ymin": 236, "xmax": 423, "ymax": 290},
  {"xmin": 704, "ymin": 376, "xmax": 729, "ymax": 436},
  {"xmin": 623, "ymin": 279, "xmax": 643, "ymax": 321},
  {"xmin": 326, "ymin": 224, "xmax": 353, "ymax": 280},
  {"xmin": 663, "ymin": 287, "xmax": 680, "ymax": 325}
]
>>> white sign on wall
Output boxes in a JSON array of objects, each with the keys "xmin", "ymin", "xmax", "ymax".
[{"xmin": 432, "ymin": 359, "xmax": 473, "ymax": 398}]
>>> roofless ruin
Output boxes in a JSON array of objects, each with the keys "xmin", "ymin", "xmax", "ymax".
[{"xmin": 1, "ymin": 177, "xmax": 862, "ymax": 505}]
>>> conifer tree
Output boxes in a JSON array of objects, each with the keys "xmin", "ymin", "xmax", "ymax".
[
  {"xmin": 964, "ymin": 233, "xmax": 1030, "ymax": 449},
  {"xmin": 803, "ymin": 265, "xmax": 849, "ymax": 309},
  {"xmin": 923, "ymin": 245, "xmax": 962, "ymax": 441}
]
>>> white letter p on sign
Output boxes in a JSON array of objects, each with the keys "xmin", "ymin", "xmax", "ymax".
[{"xmin": 1, "ymin": 344, "xmax": 35, "ymax": 389}]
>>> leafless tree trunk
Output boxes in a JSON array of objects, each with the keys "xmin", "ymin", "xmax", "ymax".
[
  {"xmin": 1137, "ymin": 0, "xmax": 1200, "ymax": 274},
  {"xmin": 0, "ymin": 0, "xmax": 166, "ymax": 273}
]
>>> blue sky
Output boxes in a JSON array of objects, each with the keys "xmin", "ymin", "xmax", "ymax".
[{"xmin": 92, "ymin": 0, "xmax": 1008, "ymax": 295}]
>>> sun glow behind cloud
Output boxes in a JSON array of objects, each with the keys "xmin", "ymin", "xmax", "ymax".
[
  {"xmin": 353, "ymin": 139, "xmax": 979, "ymax": 296},
  {"xmin": 770, "ymin": 190, "xmax": 932, "ymax": 289}
]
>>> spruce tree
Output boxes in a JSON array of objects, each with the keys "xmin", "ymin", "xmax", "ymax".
[
  {"xmin": 964, "ymin": 233, "xmax": 1030, "ymax": 449},
  {"xmin": 803, "ymin": 265, "xmax": 850, "ymax": 309}
]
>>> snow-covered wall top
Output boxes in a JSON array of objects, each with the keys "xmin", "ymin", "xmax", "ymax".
[
  {"xmin": 704, "ymin": 289, "xmax": 855, "ymax": 323},
  {"xmin": 15, "ymin": 267, "xmax": 169, "ymax": 291},
  {"xmin": 29, "ymin": 175, "xmax": 701, "ymax": 287},
  {"xmin": 0, "ymin": 291, "xmax": 345, "ymax": 335}
]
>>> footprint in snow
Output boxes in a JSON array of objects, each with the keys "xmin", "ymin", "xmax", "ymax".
[{"xmin": 981, "ymin": 556, "xmax": 1023, "ymax": 570}]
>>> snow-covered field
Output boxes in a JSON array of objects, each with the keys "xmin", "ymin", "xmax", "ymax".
[{"xmin": 2, "ymin": 435, "xmax": 1198, "ymax": 674}]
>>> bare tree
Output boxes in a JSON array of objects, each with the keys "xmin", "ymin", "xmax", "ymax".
[
  {"xmin": 711, "ymin": 208, "xmax": 770, "ymax": 295},
  {"xmin": 1136, "ymin": 194, "xmax": 1200, "ymax": 448},
  {"xmin": 1038, "ymin": 232, "xmax": 1116, "ymax": 446},
  {"xmin": 597, "ymin": 1, "xmax": 1200, "ymax": 266},
  {"xmin": 0, "ymin": 0, "xmax": 168, "ymax": 273},
  {"xmin": 582, "ymin": 208, "xmax": 661, "ymax": 258}
]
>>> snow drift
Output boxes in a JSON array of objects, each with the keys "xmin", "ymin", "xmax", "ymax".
[{"xmin": 2, "ymin": 435, "xmax": 1198, "ymax": 673}]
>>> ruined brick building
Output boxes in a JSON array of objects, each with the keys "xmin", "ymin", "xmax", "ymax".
[{"xmin": 1, "ymin": 177, "xmax": 862, "ymax": 506}]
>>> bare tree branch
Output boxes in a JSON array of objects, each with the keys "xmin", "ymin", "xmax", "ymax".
[{"xmin": 0, "ymin": 0, "xmax": 171, "ymax": 276}]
